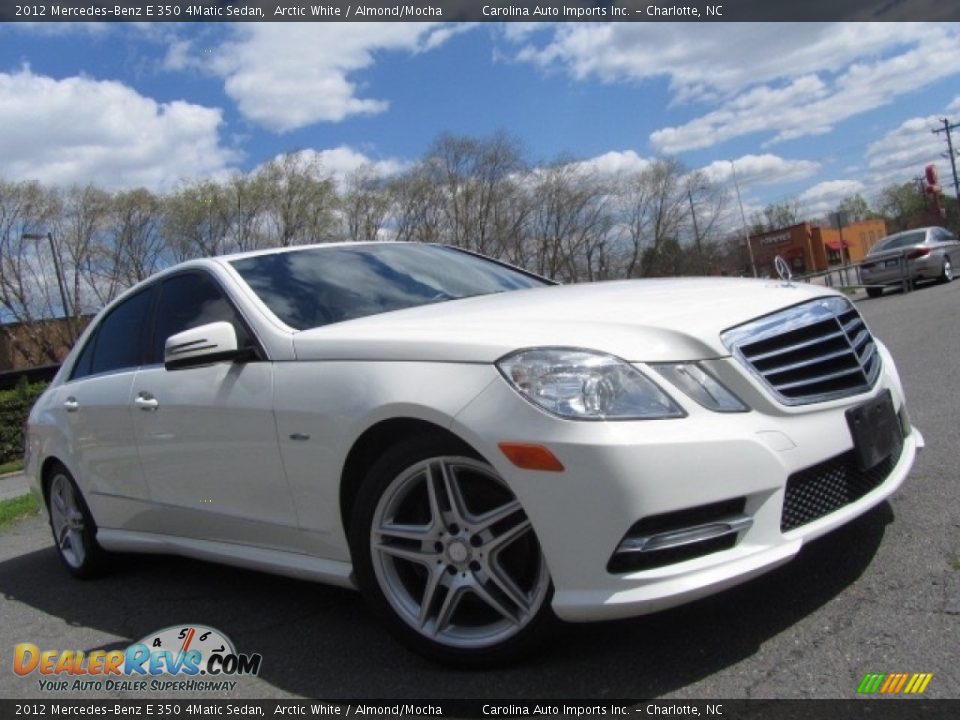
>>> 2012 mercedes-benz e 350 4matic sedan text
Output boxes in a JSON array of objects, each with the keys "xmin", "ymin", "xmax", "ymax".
[{"xmin": 26, "ymin": 242, "xmax": 923, "ymax": 665}]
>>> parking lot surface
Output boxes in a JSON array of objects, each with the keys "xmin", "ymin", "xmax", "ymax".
[{"xmin": 1, "ymin": 280, "xmax": 958, "ymax": 700}]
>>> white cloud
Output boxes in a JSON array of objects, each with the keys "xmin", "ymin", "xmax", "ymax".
[
  {"xmin": 194, "ymin": 23, "xmax": 468, "ymax": 132},
  {"xmin": 701, "ymin": 154, "xmax": 820, "ymax": 187},
  {"xmin": 256, "ymin": 147, "xmax": 407, "ymax": 190},
  {"xmin": 946, "ymin": 95, "xmax": 960, "ymax": 114},
  {"xmin": 651, "ymin": 26, "xmax": 960, "ymax": 152},
  {"xmin": 510, "ymin": 24, "xmax": 933, "ymax": 102},
  {"xmin": 570, "ymin": 150, "xmax": 651, "ymax": 176},
  {"xmin": 0, "ymin": 69, "xmax": 236, "ymax": 191},
  {"xmin": 508, "ymin": 23, "xmax": 960, "ymax": 154},
  {"xmin": 797, "ymin": 179, "xmax": 866, "ymax": 217},
  {"xmin": 866, "ymin": 111, "xmax": 959, "ymax": 192}
]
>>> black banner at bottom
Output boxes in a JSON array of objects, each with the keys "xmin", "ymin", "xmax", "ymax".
[{"xmin": 3, "ymin": 700, "xmax": 958, "ymax": 720}]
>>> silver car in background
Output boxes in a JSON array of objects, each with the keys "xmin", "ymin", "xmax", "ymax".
[{"xmin": 861, "ymin": 226, "xmax": 959, "ymax": 298}]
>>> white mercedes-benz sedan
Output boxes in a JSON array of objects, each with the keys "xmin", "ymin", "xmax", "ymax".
[{"xmin": 26, "ymin": 242, "xmax": 923, "ymax": 665}]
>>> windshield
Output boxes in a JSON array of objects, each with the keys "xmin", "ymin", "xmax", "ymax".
[
  {"xmin": 870, "ymin": 231, "xmax": 926, "ymax": 254},
  {"xmin": 230, "ymin": 243, "xmax": 549, "ymax": 330}
]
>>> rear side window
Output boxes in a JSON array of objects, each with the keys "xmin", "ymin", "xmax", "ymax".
[
  {"xmin": 69, "ymin": 330, "xmax": 98, "ymax": 381},
  {"xmin": 148, "ymin": 273, "xmax": 252, "ymax": 365},
  {"xmin": 88, "ymin": 288, "xmax": 154, "ymax": 376}
]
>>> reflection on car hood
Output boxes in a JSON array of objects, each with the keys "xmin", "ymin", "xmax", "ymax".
[{"xmin": 291, "ymin": 277, "xmax": 840, "ymax": 363}]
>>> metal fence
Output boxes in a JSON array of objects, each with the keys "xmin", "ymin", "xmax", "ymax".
[{"xmin": 792, "ymin": 252, "xmax": 912, "ymax": 295}]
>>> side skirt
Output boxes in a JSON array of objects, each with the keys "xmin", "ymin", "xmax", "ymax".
[{"xmin": 96, "ymin": 528, "xmax": 357, "ymax": 590}]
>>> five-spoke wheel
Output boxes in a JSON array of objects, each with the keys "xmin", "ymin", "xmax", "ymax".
[
  {"xmin": 351, "ymin": 436, "xmax": 553, "ymax": 666},
  {"xmin": 46, "ymin": 465, "xmax": 105, "ymax": 578}
]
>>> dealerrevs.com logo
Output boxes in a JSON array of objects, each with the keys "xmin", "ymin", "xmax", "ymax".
[{"xmin": 14, "ymin": 624, "xmax": 262, "ymax": 693}]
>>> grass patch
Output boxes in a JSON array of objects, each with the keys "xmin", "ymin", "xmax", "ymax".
[
  {"xmin": 0, "ymin": 493, "xmax": 40, "ymax": 528},
  {"xmin": 951, "ymin": 555, "xmax": 960, "ymax": 571},
  {"xmin": 0, "ymin": 459, "xmax": 24, "ymax": 475}
]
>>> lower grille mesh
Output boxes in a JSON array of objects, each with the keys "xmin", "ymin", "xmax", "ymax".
[{"xmin": 781, "ymin": 433, "xmax": 904, "ymax": 532}]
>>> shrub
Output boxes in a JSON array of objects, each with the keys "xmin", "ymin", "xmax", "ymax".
[{"xmin": 0, "ymin": 378, "xmax": 48, "ymax": 465}]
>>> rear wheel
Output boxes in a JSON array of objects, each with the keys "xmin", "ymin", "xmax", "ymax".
[
  {"xmin": 46, "ymin": 465, "xmax": 108, "ymax": 578},
  {"xmin": 866, "ymin": 287, "xmax": 883, "ymax": 298},
  {"xmin": 939, "ymin": 257, "xmax": 953, "ymax": 284},
  {"xmin": 349, "ymin": 435, "xmax": 555, "ymax": 666}
]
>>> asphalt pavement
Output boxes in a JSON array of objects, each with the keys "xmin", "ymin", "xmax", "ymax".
[{"xmin": 0, "ymin": 280, "xmax": 957, "ymax": 700}]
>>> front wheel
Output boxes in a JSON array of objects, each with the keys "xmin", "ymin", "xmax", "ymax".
[
  {"xmin": 349, "ymin": 435, "xmax": 555, "ymax": 666},
  {"xmin": 46, "ymin": 465, "xmax": 108, "ymax": 578}
]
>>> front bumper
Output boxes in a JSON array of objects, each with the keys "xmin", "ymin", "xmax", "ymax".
[{"xmin": 451, "ymin": 348, "xmax": 921, "ymax": 622}]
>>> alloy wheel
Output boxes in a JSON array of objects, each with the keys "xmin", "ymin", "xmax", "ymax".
[
  {"xmin": 49, "ymin": 472, "xmax": 88, "ymax": 569},
  {"xmin": 369, "ymin": 456, "xmax": 550, "ymax": 649}
]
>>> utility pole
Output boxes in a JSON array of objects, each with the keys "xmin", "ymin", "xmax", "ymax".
[
  {"xmin": 933, "ymin": 117, "xmax": 960, "ymax": 206},
  {"xmin": 687, "ymin": 188, "xmax": 702, "ymax": 258},
  {"xmin": 730, "ymin": 160, "xmax": 757, "ymax": 278}
]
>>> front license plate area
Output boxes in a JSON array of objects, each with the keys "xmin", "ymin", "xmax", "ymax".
[
  {"xmin": 846, "ymin": 390, "xmax": 899, "ymax": 471},
  {"xmin": 884, "ymin": 258, "xmax": 899, "ymax": 268}
]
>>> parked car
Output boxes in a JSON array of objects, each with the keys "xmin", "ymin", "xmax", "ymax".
[
  {"xmin": 860, "ymin": 226, "xmax": 959, "ymax": 298},
  {"xmin": 25, "ymin": 242, "xmax": 923, "ymax": 665}
]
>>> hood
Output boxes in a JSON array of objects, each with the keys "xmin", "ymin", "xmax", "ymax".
[{"xmin": 292, "ymin": 277, "xmax": 840, "ymax": 363}]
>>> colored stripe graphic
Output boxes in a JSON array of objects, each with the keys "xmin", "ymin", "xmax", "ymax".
[
  {"xmin": 857, "ymin": 673, "xmax": 885, "ymax": 694},
  {"xmin": 857, "ymin": 672, "xmax": 932, "ymax": 694}
]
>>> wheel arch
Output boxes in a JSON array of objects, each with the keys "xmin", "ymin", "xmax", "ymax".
[
  {"xmin": 339, "ymin": 417, "xmax": 478, "ymax": 537},
  {"xmin": 39, "ymin": 456, "xmax": 70, "ymax": 507}
]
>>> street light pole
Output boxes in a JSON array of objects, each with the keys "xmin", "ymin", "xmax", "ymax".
[
  {"xmin": 22, "ymin": 231, "xmax": 74, "ymax": 342},
  {"xmin": 730, "ymin": 160, "xmax": 758, "ymax": 278}
]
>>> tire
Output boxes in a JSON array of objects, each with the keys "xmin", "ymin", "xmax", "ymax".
[
  {"xmin": 939, "ymin": 257, "xmax": 953, "ymax": 284},
  {"xmin": 349, "ymin": 433, "xmax": 556, "ymax": 667},
  {"xmin": 866, "ymin": 287, "xmax": 883, "ymax": 298},
  {"xmin": 45, "ymin": 464, "xmax": 108, "ymax": 579}
]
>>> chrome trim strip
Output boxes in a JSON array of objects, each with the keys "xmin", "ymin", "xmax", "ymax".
[{"xmin": 615, "ymin": 515, "xmax": 753, "ymax": 554}]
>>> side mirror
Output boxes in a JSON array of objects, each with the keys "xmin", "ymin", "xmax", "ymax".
[{"xmin": 164, "ymin": 321, "xmax": 241, "ymax": 371}]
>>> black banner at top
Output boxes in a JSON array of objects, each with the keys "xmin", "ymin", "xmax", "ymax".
[{"xmin": 1, "ymin": 0, "xmax": 959, "ymax": 22}]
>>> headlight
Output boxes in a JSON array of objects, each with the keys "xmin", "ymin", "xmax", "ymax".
[
  {"xmin": 651, "ymin": 363, "xmax": 748, "ymax": 413},
  {"xmin": 496, "ymin": 348, "xmax": 685, "ymax": 420}
]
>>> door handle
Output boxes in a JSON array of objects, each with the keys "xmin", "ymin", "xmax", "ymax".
[
  {"xmin": 63, "ymin": 397, "xmax": 79, "ymax": 412},
  {"xmin": 135, "ymin": 393, "xmax": 159, "ymax": 411}
]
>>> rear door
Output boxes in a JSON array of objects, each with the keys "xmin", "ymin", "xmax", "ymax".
[
  {"xmin": 130, "ymin": 271, "xmax": 299, "ymax": 549},
  {"xmin": 55, "ymin": 286, "xmax": 155, "ymax": 529}
]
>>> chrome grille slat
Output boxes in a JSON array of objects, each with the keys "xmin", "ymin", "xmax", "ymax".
[
  {"xmin": 722, "ymin": 297, "xmax": 882, "ymax": 406},
  {"xmin": 763, "ymin": 347, "xmax": 856, "ymax": 377},
  {"xmin": 744, "ymin": 330, "xmax": 845, "ymax": 363},
  {"xmin": 772, "ymin": 365, "xmax": 864, "ymax": 392}
]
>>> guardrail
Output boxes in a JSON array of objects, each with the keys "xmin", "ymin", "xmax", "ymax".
[{"xmin": 791, "ymin": 251, "xmax": 912, "ymax": 295}]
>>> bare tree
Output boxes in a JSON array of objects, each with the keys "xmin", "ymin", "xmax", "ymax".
[
  {"xmin": 529, "ymin": 160, "xmax": 613, "ymax": 282},
  {"xmin": 164, "ymin": 181, "xmax": 232, "ymax": 260},
  {"xmin": 259, "ymin": 152, "xmax": 338, "ymax": 247},
  {"xmin": 342, "ymin": 167, "xmax": 391, "ymax": 243},
  {"xmin": 0, "ymin": 180, "xmax": 70, "ymax": 364}
]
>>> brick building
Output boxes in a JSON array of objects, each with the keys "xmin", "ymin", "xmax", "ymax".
[{"xmin": 749, "ymin": 218, "xmax": 888, "ymax": 276}]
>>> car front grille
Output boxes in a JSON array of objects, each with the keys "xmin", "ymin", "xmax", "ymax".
[
  {"xmin": 780, "ymin": 430, "xmax": 904, "ymax": 532},
  {"xmin": 721, "ymin": 297, "xmax": 881, "ymax": 405}
]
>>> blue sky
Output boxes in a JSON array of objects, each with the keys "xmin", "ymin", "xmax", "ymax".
[{"xmin": 1, "ymin": 21, "xmax": 958, "ymax": 219}]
